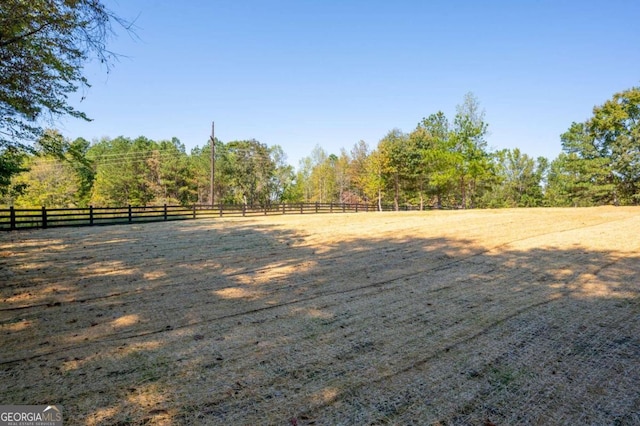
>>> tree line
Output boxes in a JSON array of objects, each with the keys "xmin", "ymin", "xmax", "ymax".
[
  {"xmin": 2, "ymin": 2, "xmax": 638, "ymax": 210},
  {"xmin": 1, "ymin": 89, "xmax": 639, "ymax": 209}
]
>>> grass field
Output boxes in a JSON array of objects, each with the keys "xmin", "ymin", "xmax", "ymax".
[{"xmin": 1, "ymin": 207, "xmax": 639, "ymax": 425}]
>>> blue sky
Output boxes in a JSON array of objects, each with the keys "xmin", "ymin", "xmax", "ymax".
[{"xmin": 60, "ymin": 0, "xmax": 640, "ymax": 168}]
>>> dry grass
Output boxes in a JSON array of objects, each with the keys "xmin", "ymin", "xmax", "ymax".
[{"xmin": 1, "ymin": 207, "xmax": 639, "ymax": 425}]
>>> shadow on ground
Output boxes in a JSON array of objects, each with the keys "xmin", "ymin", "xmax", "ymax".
[{"xmin": 1, "ymin": 215, "xmax": 639, "ymax": 425}]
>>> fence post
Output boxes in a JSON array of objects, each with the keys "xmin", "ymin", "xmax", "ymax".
[
  {"xmin": 242, "ymin": 204, "xmax": 246, "ymax": 217},
  {"xmin": 89, "ymin": 205, "xmax": 94, "ymax": 225},
  {"xmin": 193, "ymin": 204, "xmax": 197, "ymax": 219},
  {"xmin": 128, "ymin": 205, "xmax": 132, "ymax": 223},
  {"xmin": 163, "ymin": 204, "xmax": 167, "ymax": 220},
  {"xmin": 42, "ymin": 206, "xmax": 47, "ymax": 228},
  {"xmin": 343, "ymin": 203, "xmax": 346, "ymax": 213},
  {"xmin": 10, "ymin": 206, "xmax": 16, "ymax": 230},
  {"xmin": 300, "ymin": 203, "xmax": 304, "ymax": 214},
  {"xmin": 283, "ymin": 203, "xmax": 286, "ymax": 214},
  {"xmin": 315, "ymin": 202, "xmax": 319, "ymax": 213},
  {"xmin": 356, "ymin": 203, "xmax": 359, "ymax": 213},
  {"xmin": 330, "ymin": 202, "xmax": 333, "ymax": 213}
]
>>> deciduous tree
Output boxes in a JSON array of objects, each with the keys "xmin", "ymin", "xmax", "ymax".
[
  {"xmin": 409, "ymin": 112, "xmax": 455, "ymax": 209},
  {"xmin": 0, "ymin": 0, "xmax": 128, "ymax": 150},
  {"xmin": 484, "ymin": 148, "xmax": 546, "ymax": 207},
  {"xmin": 451, "ymin": 93, "xmax": 492, "ymax": 208},
  {"xmin": 377, "ymin": 129, "xmax": 409, "ymax": 210},
  {"xmin": 558, "ymin": 87, "xmax": 640, "ymax": 205}
]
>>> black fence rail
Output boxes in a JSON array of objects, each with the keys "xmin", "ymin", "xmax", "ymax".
[{"xmin": 0, "ymin": 202, "xmax": 419, "ymax": 231}]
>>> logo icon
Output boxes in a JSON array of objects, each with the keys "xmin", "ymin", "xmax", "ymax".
[{"xmin": 0, "ymin": 405, "xmax": 63, "ymax": 425}]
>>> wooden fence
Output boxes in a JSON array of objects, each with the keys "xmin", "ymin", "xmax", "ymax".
[{"xmin": 0, "ymin": 202, "xmax": 419, "ymax": 231}]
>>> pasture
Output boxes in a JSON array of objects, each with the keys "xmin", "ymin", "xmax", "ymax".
[{"xmin": 1, "ymin": 207, "xmax": 639, "ymax": 425}]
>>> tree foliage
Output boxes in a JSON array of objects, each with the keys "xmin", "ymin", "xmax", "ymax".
[
  {"xmin": 221, "ymin": 140, "xmax": 284, "ymax": 206},
  {"xmin": 2, "ymin": 135, "xmax": 292, "ymax": 208},
  {"xmin": 2, "ymin": 2, "xmax": 636, "ymax": 210},
  {"xmin": 559, "ymin": 87, "xmax": 640, "ymax": 205},
  {"xmin": 483, "ymin": 149, "xmax": 547, "ymax": 208},
  {"xmin": 3, "ymin": 130, "xmax": 84, "ymax": 206},
  {"xmin": 410, "ymin": 112, "xmax": 456, "ymax": 208},
  {"xmin": 11, "ymin": 155, "xmax": 79, "ymax": 207},
  {"xmin": 450, "ymin": 93, "xmax": 492, "ymax": 208},
  {"xmin": 0, "ymin": 147, "xmax": 26, "ymax": 197},
  {"xmin": 0, "ymin": 0, "xmax": 127, "ymax": 150},
  {"xmin": 6, "ymin": 89, "xmax": 638, "ymax": 209},
  {"xmin": 288, "ymin": 93, "xmax": 526, "ymax": 210}
]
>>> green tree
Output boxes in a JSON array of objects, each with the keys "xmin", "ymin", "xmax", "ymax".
[
  {"xmin": 0, "ymin": 0, "xmax": 129, "ymax": 152},
  {"xmin": 592, "ymin": 87, "xmax": 640, "ymax": 203},
  {"xmin": 292, "ymin": 156, "xmax": 314, "ymax": 203},
  {"xmin": 190, "ymin": 139, "xmax": 227, "ymax": 205},
  {"xmin": 269, "ymin": 145, "xmax": 295, "ymax": 203},
  {"xmin": 544, "ymin": 153, "xmax": 581, "ymax": 207},
  {"xmin": 305, "ymin": 145, "xmax": 337, "ymax": 203},
  {"xmin": 223, "ymin": 140, "xmax": 276, "ymax": 206},
  {"xmin": 409, "ymin": 112, "xmax": 456, "ymax": 209},
  {"xmin": 560, "ymin": 122, "xmax": 616, "ymax": 205},
  {"xmin": 334, "ymin": 149, "xmax": 354, "ymax": 203},
  {"xmin": 349, "ymin": 140, "xmax": 371, "ymax": 203},
  {"xmin": 377, "ymin": 129, "xmax": 410, "ymax": 210},
  {"xmin": 0, "ymin": 147, "xmax": 27, "ymax": 205},
  {"xmin": 34, "ymin": 128, "xmax": 70, "ymax": 158},
  {"xmin": 11, "ymin": 155, "xmax": 79, "ymax": 207},
  {"xmin": 560, "ymin": 87, "xmax": 640, "ymax": 205},
  {"xmin": 362, "ymin": 148, "xmax": 386, "ymax": 210},
  {"xmin": 6, "ymin": 130, "xmax": 95, "ymax": 207},
  {"xmin": 89, "ymin": 136, "xmax": 158, "ymax": 206},
  {"xmin": 451, "ymin": 93, "xmax": 492, "ymax": 208},
  {"xmin": 67, "ymin": 137, "xmax": 95, "ymax": 206},
  {"xmin": 154, "ymin": 138, "xmax": 197, "ymax": 205},
  {"xmin": 484, "ymin": 148, "xmax": 546, "ymax": 207}
]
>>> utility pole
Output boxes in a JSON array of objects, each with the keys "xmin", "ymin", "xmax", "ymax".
[{"xmin": 210, "ymin": 121, "xmax": 215, "ymax": 207}]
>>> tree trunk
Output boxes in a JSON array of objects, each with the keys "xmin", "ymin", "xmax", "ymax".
[
  {"xmin": 469, "ymin": 179, "xmax": 476, "ymax": 209},
  {"xmin": 394, "ymin": 174, "xmax": 399, "ymax": 211}
]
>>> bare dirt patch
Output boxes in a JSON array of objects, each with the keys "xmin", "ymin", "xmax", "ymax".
[{"xmin": 1, "ymin": 207, "xmax": 639, "ymax": 425}]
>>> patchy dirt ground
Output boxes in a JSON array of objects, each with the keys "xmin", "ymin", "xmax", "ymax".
[{"xmin": 1, "ymin": 207, "xmax": 639, "ymax": 425}]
